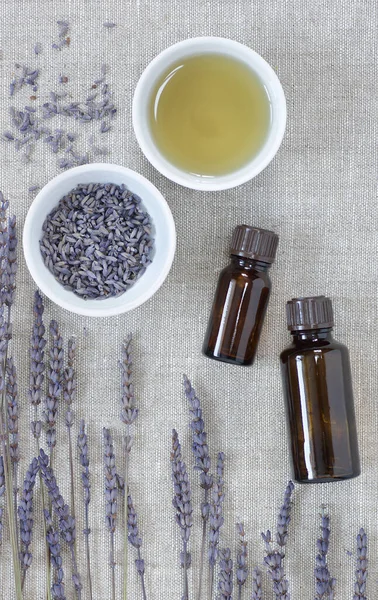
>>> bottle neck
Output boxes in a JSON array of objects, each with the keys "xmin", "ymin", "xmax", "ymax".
[
  {"xmin": 230, "ymin": 254, "xmax": 271, "ymax": 272},
  {"xmin": 291, "ymin": 327, "xmax": 333, "ymax": 343}
]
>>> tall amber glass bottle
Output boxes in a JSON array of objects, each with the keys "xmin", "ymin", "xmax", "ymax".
[
  {"xmin": 203, "ymin": 225, "xmax": 279, "ymax": 366},
  {"xmin": 280, "ymin": 296, "xmax": 360, "ymax": 483}
]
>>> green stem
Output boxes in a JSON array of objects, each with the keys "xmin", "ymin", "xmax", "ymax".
[
  {"xmin": 111, "ymin": 530, "xmax": 116, "ymax": 600},
  {"xmin": 137, "ymin": 547, "xmax": 147, "ymax": 600},
  {"xmin": 84, "ymin": 500, "xmax": 93, "ymax": 600},
  {"xmin": 183, "ymin": 540, "xmax": 189, "ymax": 600}
]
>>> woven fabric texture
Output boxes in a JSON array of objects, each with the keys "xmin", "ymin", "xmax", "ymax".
[{"xmin": 0, "ymin": 0, "xmax": 377, "ymax": 598}]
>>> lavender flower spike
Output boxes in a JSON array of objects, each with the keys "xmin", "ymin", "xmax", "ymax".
[
  {"xmin": 18, "ymin": 457, "xmax": 39, "ymax": 576},
  {"xmin": 218, "ymin": 548, "xmax": 233, "ymax": 600},
  {"xmin": 6, "ymin": 357, "xmax": 19, "ymax": 465},
  {"xmin": 354, "ymin": 528, "xmax": 367, "ymax": 600},
  {"xmin": 127, "ymin": 495, "xmax": 147, "ymax": 600},
  {"xmin": 4, "ymin": 215, "xmax": 17, "ymax": 308},
  {"xmin": 39, "ymin": 449, "xmax": 82, "ymax": 599},
  {"xmin": 44, "ymin": 320, "xmax": 63, "ymax": 453},
  {"xmin": 0, "ymin": 456, "xmax": 4, "ymax": 545},
  {"xmin": 44, "ymin": 510, "xmax": 66, "ymax": 600},
  {"xmin": 78, "ymin": 420, "xmax": 93, "ymax": 600},
  {"xmin": 314, "ymin": 507, "xmax": 336, "ymax": 600},
  {"xmin": 183, "ymin": 374, "xmax": 212, "ymax": 600},
  {"xmin": 276, "ymin": 481, "xmax": 294, "ymax": 555},
  {"xmin": 103, "ymin": 428, "xmax": 117, "ymax": 600},
  {"xmin": 28, "ymin": 290, "xmax": 46, "ymax": 414},
  {"xmin": 236, "ymin": 522, "xmax": 248, "ymax": 600},
  {"xmin": 171, "ymin": 429, "xmax": 193, "ymax": 600},
  {"xmin": 208, "ymin": 451, "xmax": 225, "ymax": 598},
  {"xmin": 251, "ymin": 568, "xmax": 262, "ymax": 600},
  {"xmin": 64, "ymin": 337, "xmax": 76, "ymax": 522}
]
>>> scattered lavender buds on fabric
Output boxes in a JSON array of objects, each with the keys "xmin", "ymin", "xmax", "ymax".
[
  {"xmin": 251, "ymin": 567, "xmax": 263, "ymax": 600},
  {"xmin": 314, "ymin": 508, "xmax": 335, "ymax": 600},
  {"xmin": 44, "ymin": 509, "xmax": 66, "ymax": 600},
  {"xmin": 236, "ymin": 522, "xmax": 248, "ymax": 597},
  {"xmin": 18, "ymin": 457, "xmax": 39, "ymax": 574},
  {"xmin": 34, "ymin": 43, "xmax": 42, "ymax": 55},
  {"xmin": 52, "ymin": 20, "xmax": 70, "ymax": 50},
  {"xmin": 44, "ymin": 320, "xmax": 63, "ymax": 451},
  {"xmin": 218, "ymin": 548, "xmax": 233, "ymax": 600},
  {"xmin": 103, "ymin": 22, "xmax": 117, "ymax": 28},
  {"xmin": 40, "ymin": 184, "xmax": 154, "ymax": 299},
  {"xmin": 354, "ymin": 528, "xmax": 367, "ymax": 600}
]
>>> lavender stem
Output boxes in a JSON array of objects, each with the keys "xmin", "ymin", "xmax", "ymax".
[
  {"xmin": 64, "ymin": 338, "xmax": 76, "ymax": 525},
  {"xmin": 103, "ymin": 428, "xmax": 117, "ymax": 600},
  {"xmin": 127, "ymin": 494, "xmax": 147, "ymax": 600},
  {"xmin": 208, "ymin": 452, "xmax": 225, "ymax": 600},
  {"xmin": 236, "ymin": 523, "xmax": 248, "ymax": 600},
  {"xmin": 78, "ymin": 420, "xmax": 93, "ymax": 600}
]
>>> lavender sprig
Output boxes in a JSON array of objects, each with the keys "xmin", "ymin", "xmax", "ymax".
[
  {"xmin": 183, "ymin": 375, "xmax": 213, "ymax": 600},
  {"xmin": 3, "ymin": 215, "xmax": 17, "ymax": 308},
  {"xmin": 78, "ymin": 420, "xmax": 93, "ymax": 600},
  {"xmin": 103, "ymin": 428, "xmax": 117, "ymax": 600},
  {"xmin": 218, "ymin": 548, "xmax": 233, "ymax": 600},
  {"xmin": 44, "ymin": 320, "xmax": 63, "ymax": 458},
  {"xmin": 18, "ymin": 457, "xmax": 39, "ymax": 582},
  {"xmin": 314, "ymin": 508, "xmax": 335, "ymax": 599},
  {"xmin": 354, "ymin": 528, "xmax": 367, "ymax": 600},
  {"xmin": 251, "ymin": 568, "xmax": 262, "ymax": 600},
  {"xmin": 44, "ymin": 510, "xmax": 66, "ymax": 600},
  {"xmin": 0, "ymin": 455, "xmax": 4, "ymax": 545},
  {"xmin": 6, "ymin": 357, "xmax": 19, "ymax": 531},
  {"xmin": 171, "ymin": 429, "xmax": 193, "ymax": 600},
  {"xmin": 39, "ymin": 449, "xmax": 82, "ymax": 599},
  {"xmin": 127, "ymin": 495, "xmax": 147, "ymax": 600},
  {"xmin": 236, "ymin": 523, "xmax": 248, "ymax": 600},
  {"xmin": 209, "ymin": 452, "xmax": 225, "ymax": 598},
  {"xmin": 64, "ymin": 337, "xmax": 76, "ymax": 521},
  {"xmin": 29, "ymin": 290, "xmax": 46, "ymax": 437},
  {"xmin": 262, "ymin": 482, "xmax": 294, "ymax": 600}
]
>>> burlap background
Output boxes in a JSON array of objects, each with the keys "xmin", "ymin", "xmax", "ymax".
[{"xmin": 0, "ymin": 0, "xmax": 377, "ymax": 598}]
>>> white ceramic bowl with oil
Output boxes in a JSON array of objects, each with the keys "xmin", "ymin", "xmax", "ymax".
[
  {"xmin": 132, "ymin": 37, "xmax": 286, "ymax": 191},
  {"xmin": 23, "ymin": 164, "xmax": 176, "ymax": 317}
]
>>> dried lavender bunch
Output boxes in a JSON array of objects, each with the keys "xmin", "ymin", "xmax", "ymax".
[
  {"xmin": 171, "ymin": 429, "xmax": 193, "ymax": 600},
  {"xmin": 127, "ymin": 495, "xmax": 147, "ymax": 600},
  {"xmin": 39, "ymin": 449, "xmax": 82, "ymax": 599},
  {"xmin": 103, "ymin": 428, "xmax": 117, "ymax": 600},
  {"xmin": 6, "ymin": 356, "xmax": 19, "ymax": 538},
  {"xmin": 208, "ymin": 452, "xmax": 225, "ymax": 599},
  {"xmin": 236, "ymin": 523, "xmax": 248, "ymax": 600},
  {"xmin": 77, "ymin": 420, "xmax": 92, "ymax": 600},
  {"xmin": 251, "ymin": 568, "xmax": 262, "ymax": 600},
  {"xmin": 314, "ymin": 508, "xmax": 335, "ymax": 599},
  {"xmin": 18, "ymin": 457, "xmax": 39, "ymax": 584},
  {"xmin": 183, "ymin": 374, "xmax": 213, "ymax": 600},
  {"xmin": 0, "ymin": 455, "xmax": 4, "ymax": 545},
  {"xmin": 29, "ymin": 290, "xmax": 46, "ymax": 440},
  {"xmin": 354, "ymin": 528, "xmax": 367, "ymax": 600},
  {"xmin": 44, "ymin": 509, "xmax": 66, "ymax": 600},
  {"xmin": 262, "ymin": 482, "xmax": 294, "ymax": 600},
  {"xmin": 64, "ymin": 337, "xmax": 76, "ymax": 520},
  {"xmin": 44, "ymin": 320, "xmax": 63, "ymax": 458},
  {"xmin": 218, "ymin": 548, "xmax": 233, "ymax": 600}
]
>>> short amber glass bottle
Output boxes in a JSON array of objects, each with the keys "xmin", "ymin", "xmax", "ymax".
[
  {"xmin": 280, "ymin": 296, "xmax": 360, "ymax": 483},
  {"xmin": 203, "ymin": 225, "xmax": 279, "ymax": 366}
]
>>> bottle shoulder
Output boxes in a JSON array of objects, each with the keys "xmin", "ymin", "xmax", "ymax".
[
  {"xmin": 280, "ymin": 339, "xmax": 349, "ymax": 362},
  {"xmin": 219, "ymin": 262, "xmax": 271, "ymax": 285}
]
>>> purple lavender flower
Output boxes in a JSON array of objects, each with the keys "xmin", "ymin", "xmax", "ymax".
[
  {"xmin": 29, "ymin": 290, "xmax": 45, "ymax": 442},
  {"xmin": 171, "ymin": 429, "xmax": 193, "ymax": 600},
  {"xmin": 218, "ymin": 548, "xmax": 233, "ymax": 600},
  {"xmin": 236, "ymin": 522, "xmax": 248, "ymax": 600},
  {"xmin": 44, "ymin": 509, "xmax": 66, "ymax": 600},
  {"xmin": 6, "ymin": 357, "xmax": 19, "ymax": 465},
  {"xmin": 127, "ymin": 495, "xmax": 147, "ymax": 600},
  {"xmin": 64, "ymin": 337, "xmax": 76, "ymax": 520},
  {"xmin": 251, "ymin": 567, "xmax": 262, "ymax": 600},
  {"xmin": 314, "ymin": 508, "xmax": 335, "ymax": 600},
  {"xmin": 354, "ymin": 528, "xmax": 367, "ymax": 600},
  {"xmin": 3, "ymin": 215, "xmax": 17, "ymax": 308},
  {"xmin": 103, "ymin": 428, "xmax": 117, "ymax": 600},
  {"xmin": 276, "ymin": 481, "xmax": 294, "ymax": 555},
  {"xmin": 78, "ymin": 420, "xmax": 93, "ymax": 600},
  {"xmin": 44, "ymin": 320, "xmax": 63, "ymax": 453},
  {"xmin": 39, "ymin": 449, "xmax": 82, "ymax": 599},
  {"xmin": 18, "ymin": 457, "xmax": 39, "ymax": 577},
  {"xmin": 208, "ymin": 452, "xmax": 225, "ymax": 598}
]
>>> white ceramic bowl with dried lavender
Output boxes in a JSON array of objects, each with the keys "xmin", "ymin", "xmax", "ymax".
[{"xmin": 23, "ymin": 163, "xmax": 176, "ymax": 317}]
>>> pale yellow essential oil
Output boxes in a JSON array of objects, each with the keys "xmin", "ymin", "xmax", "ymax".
[{"xmin": 149, "ymin": 54, "xmax": 272, "ymax": 177}]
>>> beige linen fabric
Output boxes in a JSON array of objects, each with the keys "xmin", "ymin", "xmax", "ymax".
[{"xmin": 0, "ymin": 0, "xmax": 377, "ymax": 598}]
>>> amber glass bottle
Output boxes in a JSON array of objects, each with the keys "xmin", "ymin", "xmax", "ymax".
[
  {"xmin": 203, "ymin": 225, "xmax": 279, "ymax": 366},
  {"xmin": 280, "ymin": 296, "xmax": 360, "ymax": 483}
]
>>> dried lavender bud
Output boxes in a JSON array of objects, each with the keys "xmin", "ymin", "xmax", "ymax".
[
  {"xmin": 103, "ymin": 22, "xmax": 117, "ymax": 28},
  {"xmin": 103, "ymin": 428, "xmax": 117, "ymax": 533},
  {"xmin": 208, "ymin": 452, "xmax": 225, "ymax": 566},
  {"xmin": 18, "ymin": 457, "xmax": 39, "ymax": 573},
  {"xmin": 29, "ymin": 290, "xmax": 46, "ymax": 408},
  {"xmin": 251, "ymin": 567, "xmax": 262, "ymax": 600},
  {"xmin": 40, "ymin": 184, "xmax": 154, "ymax": 299},
  {"xmin": 39, "ymin": 449, "xmax": 82, "ymax": 597},
  {"xmin": 6, "ymin": 357, "xmax": 19, "ymax": 464},
  {"xmin": 28, "ymin": 184, "xmax": 40, "ymax": 192},
  {"xmin": 354, "ymin": 528, "xmax": 367, "ymax": 600},
  {"xmin": 44, "ymin": 509, "xmax": 66, "ymax": 600},
  {"xmin": 218, "ymin": 548, "xmax": 233, "ymax": 600},
  {"xmin": 276, "ymin": 481, "xmax": 294, "ymax": 554},
  {"xmin": 44, "ymin": 320, "xmax": 63, "ymax": 450},
  {"xmin": 314, "ymin": 508, "xmax": 335, "ymax": 600},
  {"xmin": 236, "ymin": 522, "xmax": 248, "ymax": 591},
  {"xmin": 34, "ymin": 43, "xmax": 42, "ymax": 55},
  {"xmin": 30, "ymin": 420, "xmax": 42, "ymax": 439}
]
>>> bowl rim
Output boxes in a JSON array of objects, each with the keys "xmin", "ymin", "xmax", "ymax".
[
  {"xmin": 23, "ymin": 163, "xmax": 176, "ymax": 317},
  {"xmin": 132, "ymin": 36, "xmax": 287, "ymax": 191}
]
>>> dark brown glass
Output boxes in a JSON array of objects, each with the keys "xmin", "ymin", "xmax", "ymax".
[
  {"xmin": 280, "ymin": 328, "xmax": 360, "ymax": 483},
  {"xmin": 203, "ymin": 256, "xmax": 271, "ymax": 366}
]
